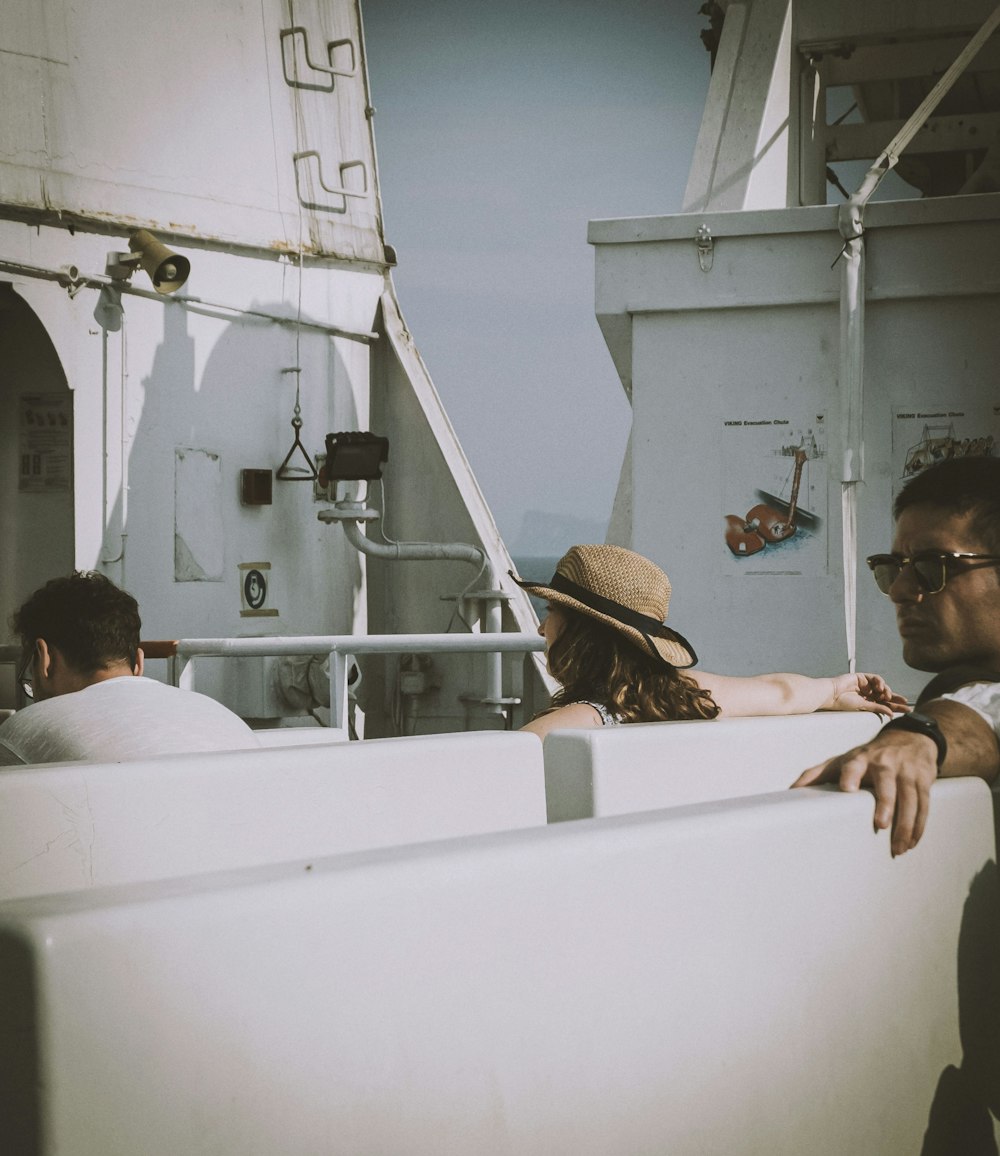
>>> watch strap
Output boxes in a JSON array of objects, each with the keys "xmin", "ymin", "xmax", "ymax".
[{"xmin": 881, "ymin": 711, "xmax": 948, "ymax": 768}]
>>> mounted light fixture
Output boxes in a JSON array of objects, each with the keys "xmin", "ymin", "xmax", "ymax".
[
  {"xmin": 323, "ymin": 431, "xmax": 390, "ymax": 481},
  {"xmin": 105, "ymin": 229, "xmax": 190, "ymax": 294}
]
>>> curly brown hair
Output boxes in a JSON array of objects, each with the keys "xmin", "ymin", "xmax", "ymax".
[
  {"xmin": 12, "ymin": 570, "xmax": 141, "ymax": 675},
  {"xmin": 540, "ymin": 608, "xmax": 719, "ymax": 723}
]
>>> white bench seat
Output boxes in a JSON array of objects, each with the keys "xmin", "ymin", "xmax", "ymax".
[
  {"xmin": 252, "ymin": 725, "xmax": 349, "ymax": 745},
  {"xmin": 544, "ymin": 711, "xmax": 883, "ymax": 820},
  {"xmin": 0, "ymin": 778, "xmax": 994, "ymax": 1154},
  {"xmin": 0, "ymin": 731, "xmax": 544, "ymax": 900}
]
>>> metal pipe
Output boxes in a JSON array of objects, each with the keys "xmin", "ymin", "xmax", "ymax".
[
  {"xmin": 342, "ymin": 515, "xmax": 486, "ymax": 570},
  {"xmin": 481, "ymin": 596, "xmax": 504, "ymax": 705},
  {"xmin": 0, "ymin": 258, "xmax": 378, "ymax": 343},
  {"xmin": 319, "ymin": 501, "xmax": 509, "ymax": 710},
  {"xmin": 834, "ymin": 3, "xmax": 1000, "ymax": 672},
  {"xmin": 173, "ymin": 634, "xmax": 543, "ymax": 657},
  {"xmin": 321, "ymin": 503, "xmax": 498, "ymax": 587},
  {"xmin": 169, "ymin": 633, "xmax": 543, "ymax": 727}
]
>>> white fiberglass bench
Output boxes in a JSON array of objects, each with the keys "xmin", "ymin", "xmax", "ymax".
[
  {"xmin": 252, "ymin": 725, "xmax": 350, "ymax": 745},
  {"xmin": 0, "ymin": 778, "xmax": 995, "ymax": 1155},
  {"xmin": 0, "ymin": 731, "xmax": 544, "ymax": 900},
  {"xmin": 544, "ymin": 711, "xmax": 883, "ymax": 820}
]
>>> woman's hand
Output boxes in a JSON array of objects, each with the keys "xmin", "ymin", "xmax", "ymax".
[{"xmin": 826, "ymin": 673, "xmax": 910, "ymax": 717}]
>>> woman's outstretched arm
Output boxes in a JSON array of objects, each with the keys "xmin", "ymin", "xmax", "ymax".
[{"xmin": 690, "ymin": 671, "xmax": 908, "ymax": 718}]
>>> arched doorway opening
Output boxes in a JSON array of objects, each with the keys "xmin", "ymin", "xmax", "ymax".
[{"xmin": 0, "ymin": 282, "xmax": 74, "ymax": 707}]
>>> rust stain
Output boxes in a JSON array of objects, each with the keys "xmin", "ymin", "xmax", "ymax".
[
  {"xmin": 3, "ymin": 201, "xmax": 373, "ymax": 264},
  {"xmin": 268, "ymin": 238, "xmax": 311, "ymax": 254}
]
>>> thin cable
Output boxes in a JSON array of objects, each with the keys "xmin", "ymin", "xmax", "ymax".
[
  {"xmin": 445, "ymin": 556, "xmax": 491, "ymax": 635},
  {"xmin": 294, "ymin": 223, "xmax": 304, "ymax": 423},
  {"xmin": 290, "ymin": 0, "xmax": 307, "ymax": 450},
  {"xmin": 373, "ymin": 476, "xmax": 487, "ymax": 633},
  {"xmin": 259, "ymin": 0, "xmax": 288, "ymax": 251},
  {"xmin": 373, "ymin": 477, "xmax": 399, "ymax": 546}
]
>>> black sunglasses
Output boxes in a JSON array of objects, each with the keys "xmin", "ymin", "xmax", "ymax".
[
  {"xmin": 17, "ymin": 649, "xmax": 34, "ymax": 700},
  {"xmin": 866, "ymin": 551, "xmax": 1000, "ymax": 596}
]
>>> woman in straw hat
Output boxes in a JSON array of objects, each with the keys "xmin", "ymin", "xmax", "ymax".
[{"xmin": 512, "ymin": 544, "xmax": 905, "ymax": 739}]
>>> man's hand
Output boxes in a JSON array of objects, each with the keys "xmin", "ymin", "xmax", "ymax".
[{"xmin": 791, "ymin": 729, "xmax": 939, "ymax": 857}]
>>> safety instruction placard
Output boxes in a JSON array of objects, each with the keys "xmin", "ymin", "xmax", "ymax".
[
  {"xmin": 19, "ymin": 393, "xmax": 72, "ymax": 493},
  {"xmin": 891, "ymin": 405, "xmax": 999, "ymax": 500},
  {"xmin": 721, "ymin": 413, "xmax": 828, "ymax": 577}
]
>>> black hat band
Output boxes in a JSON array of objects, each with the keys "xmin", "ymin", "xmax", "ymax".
[{"xmin": 546, "ymin": 572, "xmax": 698, "ymax": 668}]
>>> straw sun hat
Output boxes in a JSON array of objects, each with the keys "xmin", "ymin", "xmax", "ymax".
[{"xmin": 510, "ymin": 544, "xmax": 697, "ymax": 668}]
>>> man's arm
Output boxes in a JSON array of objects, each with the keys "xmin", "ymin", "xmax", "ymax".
[
  {"xmin": 791, "ymin": 697, "xmax": 999, "ymax": 857},
  {"xmin": 0, "ymin": 714, "xmax": 31, "ymax": 766},
  {"xmin": 0, "ymin": 740, "xmax": 27, "ymax": 767}
]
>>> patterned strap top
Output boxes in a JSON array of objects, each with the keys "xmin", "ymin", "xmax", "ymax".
[{"xmin": 578, "ymin": 701, "xmax": 623, "ymax": 726}]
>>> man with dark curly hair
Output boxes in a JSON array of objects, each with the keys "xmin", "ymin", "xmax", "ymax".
[
  {"xmin": 0, "ymin": 571, "xmax": 257, "ymax": 765},
  {"xmin": 795, "ymin": 456, "xmax": 1000, "ymax": 856}
]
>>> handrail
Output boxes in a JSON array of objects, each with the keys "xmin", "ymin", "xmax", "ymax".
[
  {"xmin": 170, "ymin": 633, "xmax": 543, "ymax": 657},
  {"xmin": 165, "ymin": 632, "xmax": 545, "ymax": 731},
  {"xmin": 140, "ymin": 640, "xmax": 179, "ymax": 659}
]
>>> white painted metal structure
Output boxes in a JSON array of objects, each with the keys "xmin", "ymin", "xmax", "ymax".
[
  {"xmin": 595, "ymin": 0, "xmax": 1000, "ymax": 700},
  {"xmin": 543, "ymin": 708, "xmax": 881, "ymax": 820},
  {"xmin": 0, "ymin": 0, "xmax": 544, "ymax": 735},
  {"xmin": 0, "ymin": 731, "xmax": 546, "ymax": 900},
  {"xmin": 2, "ymin": 8, "xmax": 999, "ymax": 1147},
  {"xmin": 0, "ymin": 778, "xmax": 994, "ymax": 1153}
]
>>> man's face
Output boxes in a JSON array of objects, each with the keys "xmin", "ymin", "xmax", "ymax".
[{"xmin": 890, "ymin": 505, "xmax": 1000, "ymax": 671}]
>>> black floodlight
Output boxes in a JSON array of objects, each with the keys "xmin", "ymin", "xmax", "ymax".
[{"xmin": 324, "ymin": 431, "xmax": 390, "ymax": 481}]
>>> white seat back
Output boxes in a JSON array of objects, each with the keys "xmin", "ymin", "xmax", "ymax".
[
  {"xmin": 252, "ymin": 726, "xmax": 349, "ymax": 745},
  {"xmin": 544, "ymin": 711, "xmax": 882, "ymax": 819},
  {"xmin": 0, "ymin": 731, "xmax": 544, "ymax": 899},
  {"xmin": 0, "ymin": 779, "xmax": 994, "ymax": 1155}
]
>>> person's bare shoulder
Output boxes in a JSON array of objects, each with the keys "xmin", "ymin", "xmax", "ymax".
[{"xmin": 520, "ymin": 702, "xmax": 604, "ymax": 739}]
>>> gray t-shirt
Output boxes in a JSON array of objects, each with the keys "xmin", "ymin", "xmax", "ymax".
[{"xmin": 0, "ymin": 676, "xmax": 259, "ymax": 766}]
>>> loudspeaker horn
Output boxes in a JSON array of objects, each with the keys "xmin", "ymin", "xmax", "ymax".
[{"xmin": 128, "ymin": 229, "xmax": 190, "ymax": 294}]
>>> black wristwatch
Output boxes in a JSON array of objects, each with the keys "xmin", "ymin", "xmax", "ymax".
[{"xmin": 881, "ymin": 711, "xmax": 948, "ymax": 769}]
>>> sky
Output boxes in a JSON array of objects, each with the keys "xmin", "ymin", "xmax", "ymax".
[{"xmin": 361, "ymin": 0, "xmax": 711, "ymax": 553}]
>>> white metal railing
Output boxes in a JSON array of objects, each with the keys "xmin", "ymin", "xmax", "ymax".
[{"xmin": 166, "ymin": 633, "xmax": 545, "ymax": 731}]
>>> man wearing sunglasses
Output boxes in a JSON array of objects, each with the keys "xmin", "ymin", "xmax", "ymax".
[
  {"xmin": 0, "ymin": 571, "xmax": 258, "ymax": 765},
  {"xmin": 793, "ymin": 456, "xmax": 1000, "ymax": 856}
]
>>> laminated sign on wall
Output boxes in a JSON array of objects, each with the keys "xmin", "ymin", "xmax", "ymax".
[
  {"xmin": 19, "ymin": 394, "xmax": 71, "ymax": 493},
  {"xmin": 892, "ymin": 404, "xmax": 999, "ymax": 500},
  {"xmin": 722, "ymin": 412, "xmax": 828, "ymax": 577}
]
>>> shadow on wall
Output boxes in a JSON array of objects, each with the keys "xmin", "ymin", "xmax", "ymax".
[
  {"xmin": 104, "ymin": 295, "xmax": 361, "ymax": 646},
  {"xmin": 921, "ymin": 860, "xmax": 1000, "ymax": 1154}
]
